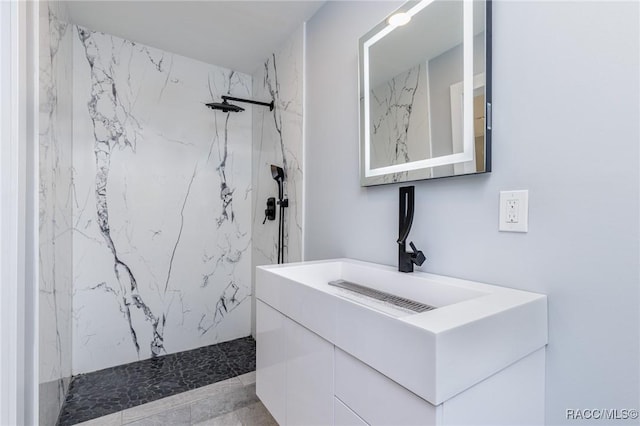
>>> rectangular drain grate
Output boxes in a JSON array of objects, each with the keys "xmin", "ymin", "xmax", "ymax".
[{"xmin": 328, "ymin": 279, "xmax": 436, "ymax": 313}]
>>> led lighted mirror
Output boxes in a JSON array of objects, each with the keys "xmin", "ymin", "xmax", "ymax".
[{"xmin": 359, "ymin": 0, "xmax": 492, "ymax": 186}]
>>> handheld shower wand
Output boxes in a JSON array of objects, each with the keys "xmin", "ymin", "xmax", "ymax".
[
  {"xmin": 271, "ymin": 165, "xmax": 284, "ymax": 201},
  {"xmin": 270, "ymin": 165, "xmax": 287, "ymax": 264}
]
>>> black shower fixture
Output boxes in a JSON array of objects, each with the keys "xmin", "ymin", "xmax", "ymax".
[
  {"xmin": 270, "ymin": 164, "xmax": 288, "ymax": 265},
  {"xmin": 271, "ymin": 164, "xmax": 285, "ymax": 180},
  {"xmin": 206, "ymin": 95, "xmax": 274, "ymax": 113},
  {"xmin": 271, "ymin": 164, "xmax": 285, "ymax": 200},
  {"xmin": 206, "ymin": 99, "xmax": 245, "ymax": 113}
]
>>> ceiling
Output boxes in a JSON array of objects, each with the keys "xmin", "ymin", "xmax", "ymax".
[{"xmin": 65, "ymin": 1, "xmax": 325, "ymax": 74}]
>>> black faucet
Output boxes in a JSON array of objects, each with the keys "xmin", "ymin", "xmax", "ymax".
[{"xmin": 397, "ymin": 186, "xmax": 426, "ymax": 273}]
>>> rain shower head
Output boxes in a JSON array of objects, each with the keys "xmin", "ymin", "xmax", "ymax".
[
  {"xmin": 206, "ymin": 95, "xmax": 273, "ymax": 113},
  {"xmin": 205, "ymin": 100, "xmax": 245, "ymax": 113}
]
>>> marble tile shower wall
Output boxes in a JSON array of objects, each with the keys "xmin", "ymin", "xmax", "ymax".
[
  {"xmin": 251, "ymin": 25, "xmax": 304, "ymax": 272},
  {"xmin": 39, "ymin": 1, "xmax": 73, "ymax": 424},
  {"xmin": 71, "ymin": 27, "xmax": 253, "ymax": 375}
]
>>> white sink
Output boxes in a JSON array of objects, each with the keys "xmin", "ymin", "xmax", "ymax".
[{"xmin": 256, "ymin": 258, "xmax": 547, "ymax": 405}]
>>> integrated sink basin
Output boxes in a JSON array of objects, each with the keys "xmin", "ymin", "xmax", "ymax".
[{"xmin": 256, "ymin": 258, "xmax": 547, "ymax": 407}]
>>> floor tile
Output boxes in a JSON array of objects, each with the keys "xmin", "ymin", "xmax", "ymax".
[
  {"xmin": 217, "ymin": 337, "xmax": 256, "ymax": 376},
  {"xmin": 191, "ymin": 410, "xmax": 241, "ymax": 426},
  {"xmin": 236, "ymin": 371, "xmax": 256, "ymax": 387},
  {"xmin": 123, "ymin": 404, "xmax": 190, "ymax": 426},
  {"xmin": 233, "ymin": 402, "xmax": 278, "ymax": 426},
  {"xmin": 192, "ymin": 402, "xmax": 276, "ymax": 426},
  {"xmin": 189, "ymin": 383, "xmax": 258, "ymax": 424},
  {"xmin": 73, "ymin": 411, "xmax": 122, "ymax": 426},
  {"xmin": 120, "ymin": 377, "xmax": 242, "ymax": 424},
  {"xmin": 58, "ymin": 336, "xmax": 255, "ymax": 425}
]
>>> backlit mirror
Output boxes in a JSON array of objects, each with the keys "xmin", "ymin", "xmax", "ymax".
[{"xmin": 359, "ymin": 0, "xmax": 491, "ymax": 186}]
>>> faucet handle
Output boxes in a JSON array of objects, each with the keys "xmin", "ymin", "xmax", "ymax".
[{"xmin": 409, "ymin": 242, "xmax": 426, "ymax": 266}]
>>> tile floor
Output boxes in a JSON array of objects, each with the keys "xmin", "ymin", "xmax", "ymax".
[
  {"xmin": 58, "ymin": 336, "xmax": 262, "ymax": 425},
  {"xmin": 73, "ymin": 372, "xmax": 276, "ymax": 426}
]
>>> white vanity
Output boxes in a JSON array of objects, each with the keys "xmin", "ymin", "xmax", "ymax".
[{"xmin": 255, "ymin": 259, "xmax": 547, "ymax": 425}]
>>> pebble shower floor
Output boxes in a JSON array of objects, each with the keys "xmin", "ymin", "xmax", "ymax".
[{"xmin": 57, "ymin": 336, "xmax": 256, "ymax": 425}]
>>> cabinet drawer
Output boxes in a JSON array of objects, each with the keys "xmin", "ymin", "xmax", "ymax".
[
  {"xmin": 257, "ymin": 300, "xmax": 334, "ymax": 426},
  {"xmin": 335, "ymin": 397, "xmax": 369, "ymax": 426},
  {"xmin": 335, "ymin": 348, "xmax": 437, "ymax": 425},
  {"xmin": 256, "ymin": 300, "xmax": 287, "ymax": 425},
  {"xmin": 286, "ymin": 318, "xmax": 334, "ymax": 426}
]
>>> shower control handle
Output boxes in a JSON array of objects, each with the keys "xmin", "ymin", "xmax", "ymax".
[{"xmin": 264, "ymin": 197, "xmax": 276, "ymax": 224}]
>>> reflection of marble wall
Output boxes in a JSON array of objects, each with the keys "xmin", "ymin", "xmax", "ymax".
[
  {"xmin": 369, "ymin": 63, "xmax": 432, "ymax": 184},
  {"xmin": 72, "ymin": 27, "xmax": 253, "ymax": 374},
  {"xmin": 251, "ymin": 26, "xmax": 304, "ymax": 271},
  {"xmin": 39, "ymin": 1, "xmax": 73, "ymax": 424},
  {"xmin": 366, "ymin": 34, "xmax": 486, "ymax": 183},
  {"xmin": 370, "ymin": 64, "xmax": 430, "ymax": 167}
]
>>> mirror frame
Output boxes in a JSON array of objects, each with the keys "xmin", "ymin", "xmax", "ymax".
[{"xmin": 359, "ymin": 0, "xmax": 492, "ymax": 186}]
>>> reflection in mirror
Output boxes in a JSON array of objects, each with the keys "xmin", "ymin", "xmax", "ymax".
[{"xmin": 359, "ymin": 0, "xmax": 491, "ymax": 186}]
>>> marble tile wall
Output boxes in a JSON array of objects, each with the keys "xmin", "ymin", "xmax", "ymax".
[
  {"xmin": 39, "ymin": 1, "xmax": 74, "ymax": 424},
  {"xmin": 369, "ymin": 63, "xmax": 433, "ymax": 184},
  {"xmin": 71, "ymin": 27, "xmax": 253, "ymax": 375},
  {"xmin": 251, "ymin": 25, "xmax": 304, "ymax": 302}
]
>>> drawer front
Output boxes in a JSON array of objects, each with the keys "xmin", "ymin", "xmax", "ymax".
[
  {"xmin": 286, "ymin": 318, "xmax": 334, "ymax": 426},
  {"xmin": 256, "ymin": 300, "xmax": 287, "ymax": 425},
  {"xmin": 335, "ymin": 348, "xmax": 437, "ymax": 426},
  {"xmin": 335, "ymin": 397, "xmax": 369, "ymax": 426}
]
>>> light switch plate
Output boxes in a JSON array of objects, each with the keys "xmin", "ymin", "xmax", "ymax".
[{"xmin": 499, "ymin": 190, "xmax": 528, "ymax": 232}]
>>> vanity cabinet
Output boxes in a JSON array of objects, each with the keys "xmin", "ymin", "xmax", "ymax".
[
  {"xmin": 255, "ymin": 300, "xmax": 287, "ymax": 423},
  {"xmin": 257, "ymin": 297, "xmax": 545, "ymax": 426},
  {"xmin": 257, "ymin": 297, "xmax": 440, "ymax": 426},
  {"xmin": 334, "ymin": 398, "xmax": 367, "ymax": 426},
  {"xmin": 256, "ymin": 259, "xmax": 547, "ymax": 425},
  {"xmin": 334, "ymin": 349, "xmax": 437, "ymax": 425},
  {"xmin": 256, "ymin": 300, "xmax": 333, "ymax": 426}
]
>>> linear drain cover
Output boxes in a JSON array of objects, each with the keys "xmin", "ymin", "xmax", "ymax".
[{"xmin": 328, "ymin": 279, "xmax": 436, "ymax": 313}]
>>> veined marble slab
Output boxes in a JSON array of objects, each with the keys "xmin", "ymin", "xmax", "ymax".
[
  {"xmin": 72, "ymin": 27, "xmax": 253, "ymax": 374},
  {"xmin": 39, "ymin": 1, "xmax": 73, "ymax": 424},
  {"xmin": 251, "ymin": 24, "xmax": 304, "ymax": 268}
]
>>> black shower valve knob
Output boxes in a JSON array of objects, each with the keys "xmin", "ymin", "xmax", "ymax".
[{"xmin": 264, "ymin": 197, "xmax": 276, "ymax": 223}]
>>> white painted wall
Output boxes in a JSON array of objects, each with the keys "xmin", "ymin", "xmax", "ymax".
[
  {"xmin": 305, "ymin": 1, "xmax": 639, "ymax": 425},
  {"xmin": 0, "ymin": 1, "xmax": 39, "ymax": 424}
]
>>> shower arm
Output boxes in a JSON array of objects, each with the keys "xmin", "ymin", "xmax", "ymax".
[{"xmin": 222, "ymin": 95, "xmax": 274, "ymax": 111}]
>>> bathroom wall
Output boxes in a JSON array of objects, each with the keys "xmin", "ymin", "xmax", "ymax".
[
  {"xmin": 39, "ymin": 1, "xmax": 73, "ymax": 424},
  {"xmin": 251, "ymin": 25, "xmax": 305, "ymax": 332},
  {"xmin": 71, "ymin": 28, "xmax": 253, "ymax": 374},
  {"xmin": 305, "ymin": 1, "xmax": 639, "ymax": 424}
]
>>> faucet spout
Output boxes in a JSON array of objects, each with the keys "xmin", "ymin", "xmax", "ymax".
[
  {"xmin": 397, "ymin": 187, "xmax": 414, "ymax": 245},
  {"xmin": 398, "ymin": 186, "xmax": 426, "ymax": 273}
]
